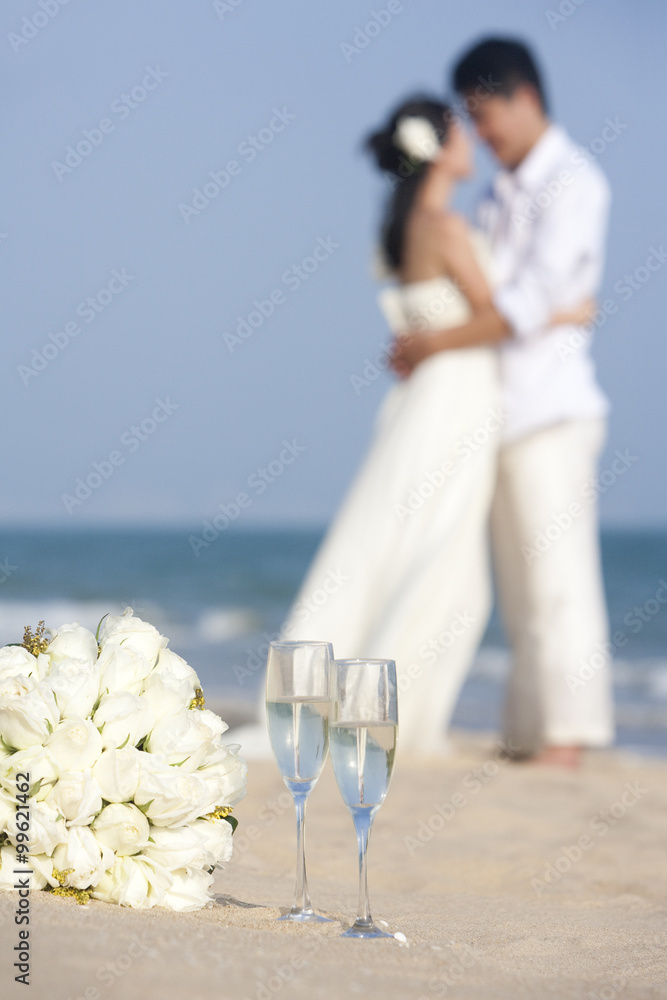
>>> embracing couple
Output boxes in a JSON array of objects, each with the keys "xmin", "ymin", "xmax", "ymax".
[{"xmin": 282, "ymin": 37, "xmax": 614, "ymax": 766}]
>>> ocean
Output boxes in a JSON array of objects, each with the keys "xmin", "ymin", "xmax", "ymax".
[{"xmin": 0, "ymin": 527, "xmax": 665, "ymax": 756}]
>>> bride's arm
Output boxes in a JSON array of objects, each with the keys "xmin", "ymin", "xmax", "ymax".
[
  {"xmin": 391, "ymin": 298, "xmax": 596, "ymax": 376},
  {"xmin": 390, "ymin": 306, "xmax": 510, "ymax": 376}
]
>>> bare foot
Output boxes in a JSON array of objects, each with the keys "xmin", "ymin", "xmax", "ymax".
[{"xmin": 531, "ymin": 745, "xmax": 582, "ymax": 768}]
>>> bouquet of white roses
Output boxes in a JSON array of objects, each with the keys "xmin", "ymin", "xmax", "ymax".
[{"xmin": 0, "ymin": 609, "xmax": 246, "ymax": 911}]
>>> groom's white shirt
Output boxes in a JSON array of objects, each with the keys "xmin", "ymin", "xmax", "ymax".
[{"xmin": 477, "ymin": 123, "xmax": 610, "ymax": 443}]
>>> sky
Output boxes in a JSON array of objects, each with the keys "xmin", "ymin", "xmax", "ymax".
[{"xmin": 2, "ymin": 0, "xmax": 666, "ymax": 530}]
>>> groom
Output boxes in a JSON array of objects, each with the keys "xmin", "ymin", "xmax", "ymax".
[{"xmin": 391, "ymin": 37, "xmax": 614, "ymax": 765}]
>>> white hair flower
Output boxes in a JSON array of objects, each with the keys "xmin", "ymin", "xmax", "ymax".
[{"xmin": 393, "ymin": 116, "xmax": 441, "ymax": 163}]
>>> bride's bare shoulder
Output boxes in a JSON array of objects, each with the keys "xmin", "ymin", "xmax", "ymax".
[{"xmin": 433, "ymin": 211, "xmax": 470, "ymax": 239}]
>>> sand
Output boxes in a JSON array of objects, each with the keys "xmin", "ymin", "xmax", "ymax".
[{"xmin": 1, "ymin": 731, "xmax": 666, "ymax": 1000}]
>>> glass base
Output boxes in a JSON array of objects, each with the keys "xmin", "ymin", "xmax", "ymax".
[
  {"xmin": 342, "ymin": 922, "xmax": 393, "ymax": 939},
  {"xmin": 278, "ymin": 908, "xmax": 333, "ymax": 923}
]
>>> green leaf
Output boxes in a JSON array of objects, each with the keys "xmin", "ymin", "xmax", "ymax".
[
  {"xmin": 30, "ymin": 778, "xmax": 46, "ymax": 798},
  {"xmin": 135, "ymin": 799, "xmax": 153, "ymax": 815},
  {"xmin": 116, "ymin": 733, "xmax": 131, "ymax": 750},
  {"xmin": 223, "ymin": 814, "xmax": 239, "ymax": 834},
  {"xmin": 45, "ymin": 718, "xmax": 54, "ymax": 736},
  {"xmin": 95, "ymin": 614, "xmax": 109, "ymax": 642}
]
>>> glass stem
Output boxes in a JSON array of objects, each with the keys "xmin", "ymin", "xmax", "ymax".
[
  {"xmin": 292, "ymin": 791, "xmax": 312, "ymax": 913},
  {"xmin": 353, "ymin": 808, "xmax": 374, "ymax": 926}
]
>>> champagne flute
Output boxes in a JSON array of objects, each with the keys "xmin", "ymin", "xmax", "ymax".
[
  {"xmin": 266, "ymin": 640, "xmax": 333, "ymax": 922},
  {"xmin": 329, "ymin": 658, "xmax": 398, "ymax": 939}
]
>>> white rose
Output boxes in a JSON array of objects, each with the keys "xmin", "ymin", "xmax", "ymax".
[
  {"xmin": 141, "ymin": 672, "xmax": 196, "ymax": 724},
  {"xmin": 91, "ymin": 854, "xmax": 172, "ymax": 909},
  {"xmin": 47, "ymin": 769, "xmax": 103, "ymax": 826},
  {"xmin": 0, "ymin": 645, "xmax": 40, "ymax": 682},
  {"xmin": 142, "ymin": 816, "xmax": 232, "ymax": 871},
  {"xmin": 47, "ymin": 622, "xmax": 98, "ymax": 667},
  {"xmin": 97, "ymin": 644, "xmax": 152, "ymax": 697},
  {"xmin": 92, "ymin": 802, "xmax": 149, "ymax": 856},
  {"xmin": 93, "ymin": 692, "xmax": 154, "ymax": 751},
  {"xmin": 195, "ymin": 745, "xmax": 247, "ymax": 808},
  {"xmin": 154, "ymin": 648, "xmax": 201, "ymax": 691},
  {"xmin": 98, "ymin": 609, "xmax": 167, "ymax": 666},
  {"xmin": 134, "ymin": 761, "xmax": 216, "ymax": 827},
  {"xmin": 92, "ymin": 746, "xmax": 142, "ymax": 803},
  {"xmin": 0, "ymin": 845, "xmax": 49, "ymax": 891},
  {"xmin": 0, "ymin": 843, "xmax": 19, "ymax": 889},
  {"xmin": 0, "ymin": 787, "xmax": 16, "ymax": 831},
  {"xmin": 6, "ymin": 798, "xmax": 67, "ymax": 855},
  {"xmin": 161, "ymin": 867, "xmax": 214, "ymax": 912},
  {"xmin": 393, "ymin": 115, "xmax": 442, "ymax": 162},
  {"xmin": 27, "ymin": 852, "xmax": 52, "ymax": 890},
  {"xmin": 190, "ymin": 816, "xmax": 234, "ymax": 867},
  {"xmin": 145, "ymin": 709, "xmax": 227, "ymax": 764},
  {"xmin": 0, "ymin": 675, "xmax": 60, "ymax": 750},
  {"xmin": 46, "ymin": 717, "xmax": 103, "ymax": 770},
  {"xmin": 44, "ymin": 657, "xmax": 101, "ymax": 719},
  {"xmin": 0, "ymin": 846, "xmax": 51, "ymax": 891},
  {"xmin": 51, "ymin": 824, "xmax": 112, "ymax": 889},
  {"xmin": 0, "ymin": 745, "xmax": 60, "ymax": 800}
]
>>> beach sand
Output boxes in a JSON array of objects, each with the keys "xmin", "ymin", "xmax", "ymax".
[{"xmin": 1, "ymin": 730, "xmax": 665, "ymax": 1000}]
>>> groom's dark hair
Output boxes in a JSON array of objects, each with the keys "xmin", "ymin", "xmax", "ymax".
[{"xmin": 452, "ymin": 37, "xmax": 548, "ymax": 113}]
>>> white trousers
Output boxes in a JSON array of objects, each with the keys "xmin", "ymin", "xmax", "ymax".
[{"xmin": 491, "ymin": 418, "xmax": 614, "ymax": 753}]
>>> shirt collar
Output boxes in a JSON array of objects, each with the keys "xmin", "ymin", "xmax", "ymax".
[{"xmin": 493, "ymin": 123, "xmax": 569, "ymax": 199}]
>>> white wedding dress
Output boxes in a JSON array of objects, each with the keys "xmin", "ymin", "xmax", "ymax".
[{"xmin": 277, "ymin": 232, "xmax": 501, "ymax": 755}]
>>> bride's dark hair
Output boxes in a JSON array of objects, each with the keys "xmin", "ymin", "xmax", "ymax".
[{"xmin": 366, "ymin": 95, "xmax": 452, "ymax": 271}]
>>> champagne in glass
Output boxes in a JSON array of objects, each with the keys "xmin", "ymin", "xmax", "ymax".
[
  {"xmin": 266, "ymin": 640, "xmax": 333, "ymax": 922},
  {"xmin": 329, "ymin": 658, "xmax": 398, "ymax": 939}
]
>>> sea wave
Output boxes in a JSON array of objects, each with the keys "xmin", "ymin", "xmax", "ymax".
[
  {"xmin": 470, "ymin": 646, "xmax": 667, "ymax": 699},
  {"xmin": 0, "ymin": 600, "xmax": 260, "ymax": 651}
]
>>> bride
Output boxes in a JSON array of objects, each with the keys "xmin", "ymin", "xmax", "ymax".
[{"xmin": 280, "ymin": 96, "xmax": 587, "ymax": 755}]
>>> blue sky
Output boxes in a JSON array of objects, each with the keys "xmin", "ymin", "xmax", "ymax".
[{"xmin": 2, "ymin": 0, "xmax": 665, "ymax": 528}]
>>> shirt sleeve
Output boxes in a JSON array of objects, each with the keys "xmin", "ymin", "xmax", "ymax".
[{"xmin": 494, "ymin": 169, "xmax": 611, "ymax": 340}]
